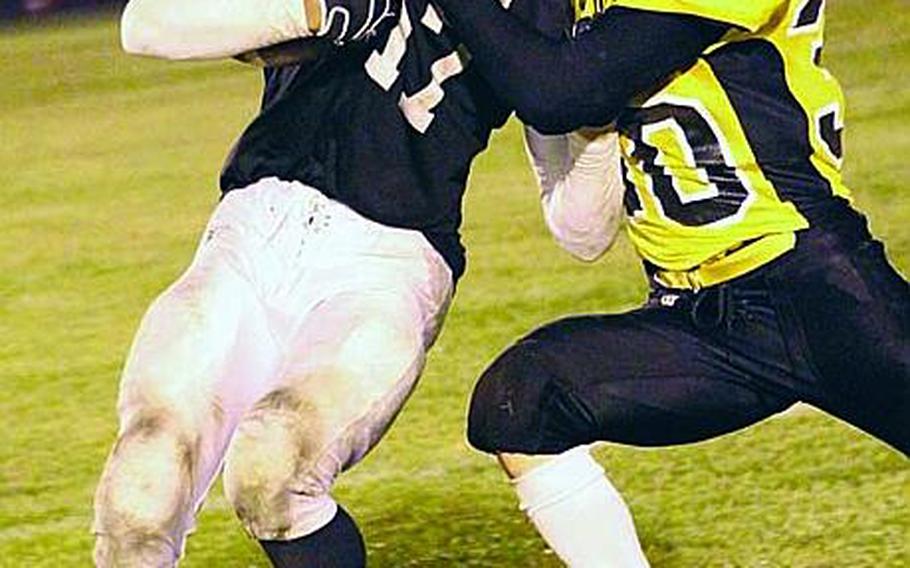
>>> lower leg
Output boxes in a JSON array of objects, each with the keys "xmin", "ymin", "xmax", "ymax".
[
  {"xmin": 501, "ymin": 447, "xmax": 649, "ymax": 568},
  {"xmin": 259, "ymin": 505, "xmax": 366, "ymax": 568},
  {"xmin": 226, "ymin": 289, "xmax": 444, "ymax": 566},
  {"xmin": 93, "ymin": 260, "xmax": 277, "ymax": 567}
]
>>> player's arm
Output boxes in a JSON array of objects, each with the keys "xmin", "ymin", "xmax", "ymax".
[
  {"xmin": 525, "ymin": 126, "xmax": 624, "ymax": 261},
  {"xmin": 431, "ymin": 2, "xmax": 729, "ymax": 133},
  {"xmin": 120, "ymin": 0, "xmax": 396, "ymax": 61}
]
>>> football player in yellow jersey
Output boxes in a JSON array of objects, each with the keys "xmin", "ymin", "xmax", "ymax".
[{"xmin": 431, "ymin": 0, "xmax": 909, "ymax": 564}]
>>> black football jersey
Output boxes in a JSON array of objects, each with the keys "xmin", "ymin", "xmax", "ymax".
[{"xmin": 221, "ymin": 0, "xmax": 572, "ymax": 281}]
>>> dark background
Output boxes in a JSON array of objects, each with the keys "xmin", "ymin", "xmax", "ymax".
[{"xmin": 0, "ymin": 0, "xmax": 124, "ymax": 20}]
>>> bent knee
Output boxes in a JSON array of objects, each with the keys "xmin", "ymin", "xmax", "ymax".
[
  {"xmin": 467, "ymin": 342, "xmax": 600, "ymax": 455},
  {"xmin": 94, "ymin": 410, "xmax": 197, "ymax": 540},
  {"xmin": 223, "ymin": 393, "xmax": 341, "ymax": 540}
]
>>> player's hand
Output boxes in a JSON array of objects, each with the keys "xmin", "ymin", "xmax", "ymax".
[
  {"xmin": 316, "ymin": 0, "xmax": 401, "ymax": 44},
  {"xmin": 234, "ymin": 0, "xmax": 399, "ymax": 66}
]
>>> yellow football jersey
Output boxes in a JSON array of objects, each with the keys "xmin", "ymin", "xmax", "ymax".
[{"xmin": 580, "ymin": 0, "xmax": 851, "ymax": 288}]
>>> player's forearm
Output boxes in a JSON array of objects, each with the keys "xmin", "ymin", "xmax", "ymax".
[
  {"xmin": 120, "ymin": 0, "xmax": 316, "ymax": 60},
  {"xmin": 435, "ymin": 3, "xmax": 727, "ymax": 133},
  {"xmin": 526, "ymin": 126, "xmax": 624, "ymax": 261}
]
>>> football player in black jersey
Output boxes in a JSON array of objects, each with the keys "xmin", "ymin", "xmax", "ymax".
[
  {"xmin": 90, "ymin": 0, "xmax": 627, "ymax": 566},
  {"xmin": 427, "ymin": 0, "xmax": 909, "ymax": 564}
]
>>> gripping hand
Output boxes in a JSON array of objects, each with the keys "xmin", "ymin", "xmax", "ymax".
[{"xmin": 316, "ymin": 0, "xmax": 400, "ymax": 44}]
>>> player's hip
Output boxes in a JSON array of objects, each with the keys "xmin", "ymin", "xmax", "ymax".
[
  {"xmin": 637, "ymin": 198, "xmax": 878, "ymax": 291},
  {"xmin": 761, "ymin": 218, "xmax": 908, "ymax": 388},
  {"xmin": 200, "ymin": 177, "xmax": 454, "ymax": 336},
  {"xmin": 649, "ymin": 215, "xmax": 909, "ymax": 411}
]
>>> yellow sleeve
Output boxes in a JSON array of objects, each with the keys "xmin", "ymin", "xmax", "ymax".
[{"xmin": 611, "ymin": 0, "xmax": 784, "ymax": 31}]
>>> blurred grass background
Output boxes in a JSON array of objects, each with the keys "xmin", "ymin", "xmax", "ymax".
[{"xmin": 0, "ymin": 0, "xmax": 907, "ymax": 565}]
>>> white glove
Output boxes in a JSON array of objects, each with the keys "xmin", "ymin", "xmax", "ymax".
[{"xmin": 524, "ymin": 125, "xmax": 624, "ymax": 262}]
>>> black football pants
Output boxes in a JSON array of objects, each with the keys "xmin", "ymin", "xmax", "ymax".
[{"xmin": 468, "ymin": 214, "xmax": 910, "ymax": 457}]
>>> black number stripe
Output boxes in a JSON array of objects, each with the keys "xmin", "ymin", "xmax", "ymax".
[
  {"xmin": 795, "ymin": 0, "xmax": 824, "ymax": 29},
  {"xmin": 818, "ymin": 110, "xmax": 843, "ymax": 161},
  {"xmin": 620, "ymin": 159, "xmax": 643, "ymax": 217},
  {"xmin": 705, "ymin": 39, "xmax": 833, "ymax": 221}
]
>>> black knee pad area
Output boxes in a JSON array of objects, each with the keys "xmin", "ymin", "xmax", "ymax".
[{"xmin": 467, "ymin": 341, "xmax": 600, "ymax": 455}]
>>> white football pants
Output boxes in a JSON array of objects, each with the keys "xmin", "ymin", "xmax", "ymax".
[{"xmin": 92, "ymin": 178, "xmax": 453, "ymax": 567}]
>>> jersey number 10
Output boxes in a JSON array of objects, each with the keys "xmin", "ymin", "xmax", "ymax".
[{"xmin": 622, "ymin": 98, "xmax": 754, "ymax": 228}]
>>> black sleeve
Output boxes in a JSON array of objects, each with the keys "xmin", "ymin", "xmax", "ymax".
[
  {"xmin": 433, "ymin": 2, "xmax": 729, "ymax": 133},
  {"xmin": 505, "ymin": 0, "xmax": 574, "ymax": 40}
]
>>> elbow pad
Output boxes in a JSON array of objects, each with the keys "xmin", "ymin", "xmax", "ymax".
[
  {"xmin": 121, "ymin": 0, "xmax": 311, "ymax": 59},
  {"xmin": 121, "ymin": 0, "xmax": 398, "ymax": 61}
]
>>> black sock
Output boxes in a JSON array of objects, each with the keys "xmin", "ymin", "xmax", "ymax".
[{"xmin": 259, "ymin": 505, "xmax": 366, "ymax": 568}]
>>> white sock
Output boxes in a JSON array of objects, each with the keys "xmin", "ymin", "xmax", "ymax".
[{"xmin": 513, "ymin": 446, "xmax": 649, "ymax": 568}]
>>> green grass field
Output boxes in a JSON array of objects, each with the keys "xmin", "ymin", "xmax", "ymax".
[{"xmin": 1, "ymin": 1, "xmax": 908, "ymax": 566}]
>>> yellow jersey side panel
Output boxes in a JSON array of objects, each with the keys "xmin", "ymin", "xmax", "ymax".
[
  {"xmin": 612, "ymin": 0, "xmax": 786, "ymax": 31},
  {"xmin": 765, "ymin": 0, "xmax": 852, "ymax": 200}
]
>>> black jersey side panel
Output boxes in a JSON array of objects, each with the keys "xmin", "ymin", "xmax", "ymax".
[{"xmin": 704, "ymin": 40, "xmax": 842, "ymax": 223}]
